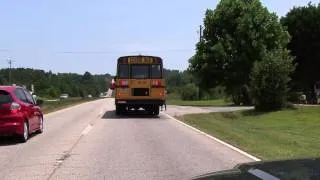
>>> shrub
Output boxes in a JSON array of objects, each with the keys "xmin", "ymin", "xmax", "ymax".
[
  {"xmin": 203, "ymin": 86, "xmax": 226, "ymax": 100},
  {"xmin": 46, "ymin": 87, "xmax": 59, "ymax": 98},
  {"xmin": 251, "ymin": 50, "xmax": 294, "ymax": 111},
  {"xmin": 287, "ymin": 91, "xmax": 303, "ymax": 103},
  {"xmin": 180, "ymin": 83, "xmax": 198, "ymax": 100}
]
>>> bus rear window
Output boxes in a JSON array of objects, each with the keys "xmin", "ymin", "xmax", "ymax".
[
  {"xmin": 131, "ymin": 65, "xmax": 149, "ymax": 79},
  {"xmin": 0, "ymin": 90, "xmax": 12, "ymax": 105},
  {"xmin": 118, "ymin": 64, "xmax": 129, "ymax": 78},
  {"xmin": 151, "ymin": 64, "xmax": 162, "ymax": 78}
]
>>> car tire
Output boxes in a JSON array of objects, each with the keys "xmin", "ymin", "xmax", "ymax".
[
  {"xmin": 20, "ymin": 121, "xmax": 29, "ymax": 143},
  {"xmin": 37, "ymin": 116, "xmax": 44, "ymax": 134}
]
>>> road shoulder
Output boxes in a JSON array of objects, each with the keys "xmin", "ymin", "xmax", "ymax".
[{"xmin": 162, "ymin": 112, "xmax": 261, "ymax": 162}]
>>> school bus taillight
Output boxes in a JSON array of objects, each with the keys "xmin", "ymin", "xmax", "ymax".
[
  {"xmin": 152, "ymin": 80, "xmax": 162, "ymax": 87},
  {"xmin": 119, "ymin": 80, "xmax": 129, "ymax": 87}
]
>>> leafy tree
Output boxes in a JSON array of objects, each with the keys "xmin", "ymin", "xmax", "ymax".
[
  {"xmin": 281, "ymin": 3, "xmax": 320, "ymax": 95},
  {"xmin": 165, "ymin": 69, "xmax": 183, "ymax": 89},
  {"xmin": 79, "ymin": 88, "xmax": 86, "ymax": 98},
  {"xmin": 203, "ymin": 86, "xmax": 226, "ymax": 100},
  {"xmin": 164, "ymin": 69, "xmax": 194, "ymax": 95},
  {"xmin": 251, "ymin": 50, "xmax": 294, "ymax": 110},
  {"xmin": 180, "ymin": 83, "xmax": 198, "ymax": 100},
  {"xmin": 0, "ymin": 74, "xmax": 7, "ymax": 85},
  {"xmin": 189, "ymin": 0, "xmax": 290, "ymax": 105},
  {"xmin": 46, "ymin": 86, "xmax": 59, "ymax": 98},
  {"xmin": 82, "ymin": 71, "xmax": 93, "ymax": 82}
]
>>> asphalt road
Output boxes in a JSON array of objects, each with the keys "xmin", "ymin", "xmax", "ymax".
[{"xmin": 0, "ymin": 98, "xmax": 254, "ymax": 180}]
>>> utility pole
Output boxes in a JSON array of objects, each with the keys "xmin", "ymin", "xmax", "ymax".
[
  {"xmin": 197, "ymin": 25, "xmax": 203, "ymax": 100},
  {"xmin": 199, "ymin": 25, "xmax": 203, "ymax": 42},
  {"xmin": 7, "ymin": 59, "xmax": 13, "ymax": 84}
]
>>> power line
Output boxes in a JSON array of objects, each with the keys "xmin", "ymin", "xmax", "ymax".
[
  {"xmin": 0, "ymin": 49, "xmax": 193, "ymax": 54},
  {"xmin": 57, "ymin": 48, "xmax": 193, "ymax": 54},
  {"xmin": 60, "ymin": 51, "xmax": 117, "ymax": 54}
]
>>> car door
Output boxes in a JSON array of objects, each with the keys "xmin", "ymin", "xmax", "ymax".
[
  {"xmin": 14, "ymin": 88, "xmax": 36, "ymax": 130},
  {"xmin": 23, "ymin": 89, "xmax": 39, "ymax": 131}
]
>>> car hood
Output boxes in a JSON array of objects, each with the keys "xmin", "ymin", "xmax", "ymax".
[{"xmin": 193, "ymin": 158, "xmax": 320, "ymax": 180}]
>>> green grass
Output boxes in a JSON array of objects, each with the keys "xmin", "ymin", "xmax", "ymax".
[
  {"xmin": 41, "ymin": 98, "xmax": 95, "ymax": 114},
  {"xmin": 167, "ymin": 99, "xmax": 230, "ymax": 106},
  {"xmin": 177, "ymin": 107, "xmax": 320, "ymax": 160}
]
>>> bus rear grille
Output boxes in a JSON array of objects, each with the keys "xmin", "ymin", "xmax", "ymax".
[{"xmin": 132, "ymin": 88, "xmax": 149, "ymax": 96}]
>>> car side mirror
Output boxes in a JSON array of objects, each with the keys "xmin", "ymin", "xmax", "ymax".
[{"xmin": 36, "ymin": 99, "xmax": 44, "ymax": 106}]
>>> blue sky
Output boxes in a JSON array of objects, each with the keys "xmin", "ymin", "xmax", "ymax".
[{"xmin": 0, "ymin": 0, "xmax": 317, "ymax": 75}]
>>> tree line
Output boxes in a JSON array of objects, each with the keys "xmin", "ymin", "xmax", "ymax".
[
  {"xmin": 0, "ymin": 68, "xmax": 112, "ymax": 98},
  {"xmin": 188, "ymin": 1, "xmax": 320, "ymax": 110},
  {"xmin": 0, "ymin": 67, "xmax": 223, "ymax": 101},
  {"xmin": 0, "ymin": 68, "xmax": 197, "ymax": 99}
]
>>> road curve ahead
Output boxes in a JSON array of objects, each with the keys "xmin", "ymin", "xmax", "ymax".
[{"xmin": 0, "ymin": 98, "xmax": 253, "ymax": 180}]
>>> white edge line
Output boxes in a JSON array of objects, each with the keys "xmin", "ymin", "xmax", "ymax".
[{"xmin": 162, "ymin": 112, "xmax": 261, "ymax": 162}]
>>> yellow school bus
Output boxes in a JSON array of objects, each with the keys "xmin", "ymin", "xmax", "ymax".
[{"xmin": 112, "ymin": 55, "xmax": 165, "ymax": 115}]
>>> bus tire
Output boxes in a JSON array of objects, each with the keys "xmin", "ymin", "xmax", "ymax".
[
  {"xmin": 116, "ymin": 105, "xmax": 121, "ymax": 115},
  {"xmin": 147, "ymin": 107, "xmax": 153, "ymax": 115},
  {"xmin": 154, "ymin": 106, "xmax": 160, "ymax": 116}
]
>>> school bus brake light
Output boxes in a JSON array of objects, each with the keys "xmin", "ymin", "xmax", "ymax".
[
  {"xmin": 119, "ymin": 80, "xmax": 129, "ymax": 88},
  {"xmin": 152, "ymin": 80, "xmax": 162, "ymax": 87}
]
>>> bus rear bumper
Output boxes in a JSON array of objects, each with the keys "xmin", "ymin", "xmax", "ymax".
[{"xmin": 115, "ymin": 99, "xmax": 165, "ymax": 106}]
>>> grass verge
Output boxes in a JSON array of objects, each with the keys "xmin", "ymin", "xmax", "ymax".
[
  {"xmin": 177, "ymin": 107, "xmax": 320, "ymax": 160},
  {"xmin": 41, "ymin": 98, "xmax": 95, "ymax": 114},
  {"xmin": 167, "ymin": 99, "xmax": 230, "ymax": 107}
]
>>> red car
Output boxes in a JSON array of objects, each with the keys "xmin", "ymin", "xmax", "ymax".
[{"xmin": 0, "ymin": 86, "xmax": 44, "ymax": 142}]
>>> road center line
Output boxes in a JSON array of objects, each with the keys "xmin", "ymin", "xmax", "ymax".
[
  {"xmin": 81, "ymin": 124, "xmax": 93, "ymax": 135},
  {"xmin": 162, "ymin": 112, "xmax": 261, "ymax": 162}
]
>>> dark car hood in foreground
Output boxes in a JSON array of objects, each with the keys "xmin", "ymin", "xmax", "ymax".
[{"xmin": 193, "ymin": 158, "xmax": 320, "ymax": 180}]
